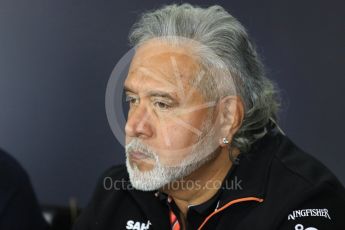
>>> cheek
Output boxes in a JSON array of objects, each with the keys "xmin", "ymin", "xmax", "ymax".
[
  {"xmin": 156, "ymin": 127, "xmax": 196, "ymax": 166},
  {"xmin": 154, "ymin": 114, "xmax": 206, "ymax": 162},
  {"xmin": 154, "ymin": 86, "xmax": 209, "ymax": 150},
  {"xmin": 159, "ymin": 112, "xmax": 205, "ymax": 148},
  {"xmin": 165, "ymin": 125, "xmax": 197, "ymax": 148}
]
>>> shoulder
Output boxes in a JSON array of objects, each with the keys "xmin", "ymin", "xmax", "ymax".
[
  {"xmin": 271, "ymin": 133, "xmax": 345, "ymax": 198},
  {"xmin": 267, "ymin": 134, "xmax": 345, "ymax": 229},
  {"xmin": 92, "ymin": 164, "xmax": 129, "ymax": 197},
  {"xmin": 0, "ymin": 148, "xmax": 49, "ymax": 229},
  {"xmin": 0, "ymin": 148, "xmax": 31, "ymax": 190},
  {"xmin": 73, "ymin": 164, "xmax": 131, "ymax": 229}
]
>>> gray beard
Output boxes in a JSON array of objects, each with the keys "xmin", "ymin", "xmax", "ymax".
[{"xmin": 125, "ymin": 117, "xmax": 219, "ymax": 191}]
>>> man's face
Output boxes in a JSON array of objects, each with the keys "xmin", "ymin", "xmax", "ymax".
[{"xmin": 124, "ymin": 39, "xmax": 220, "ymax": 190}]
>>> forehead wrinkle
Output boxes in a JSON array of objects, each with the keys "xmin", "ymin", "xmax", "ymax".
[
  {"xmin": 127, "ymin": 42, "xmax": 205, "ymax": 104},
  {"xmin": 132, "ymin": 41, "xmax": 201, "ymax": 80},
  {"xmin": 138, "ymin": 66, "xmax": 177, "ymax": 88},
  {"xmin": 126, "ymin": 65, "xmax": 189, "ymax": 98},
  {"xmin": 124, "ymin": 77, "xmax": 180, "ymax": 101}
]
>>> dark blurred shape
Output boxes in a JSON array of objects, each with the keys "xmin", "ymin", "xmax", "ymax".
[
  {"xmin": 42, "ymin": 205, "xmax": 81, "ymax": 230},
  {"xmin": 0, "ymin": 148, "xmax": 49, "ymax": 229}
]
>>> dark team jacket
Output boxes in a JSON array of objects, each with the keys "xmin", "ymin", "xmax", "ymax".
[
  {"xmin": 73, "ymin": 127, "xmax": 345, "ymax": 230},
  {"xmin": 0, "ymin": 148, "xmax": 49, "ymax": 230}
]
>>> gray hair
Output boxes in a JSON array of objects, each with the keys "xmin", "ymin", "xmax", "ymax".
[{"xmin": 128, "ymin": 4, "xmax": 280, "ymax": 153}]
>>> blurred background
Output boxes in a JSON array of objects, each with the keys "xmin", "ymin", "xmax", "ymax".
[{"xmin": 0, "ymin": 0, "xmax": 344, "ymax": 212}]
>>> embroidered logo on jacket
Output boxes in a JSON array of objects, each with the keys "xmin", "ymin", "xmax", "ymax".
[
  {"xmin": 295, "ymin": 223, "xmax": 318, "ymax": 230},
  {"xmin": 126, "ymin": 220, "xmax": 152, "ymax": 230},
  {"xmin": 288, "ymin": 208, "xmax": 331, "ymax": 220}
]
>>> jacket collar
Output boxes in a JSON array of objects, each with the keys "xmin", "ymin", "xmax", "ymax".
[{"xmin": 218, "ymin": 124, "xmax": 284, "ymax": 206}]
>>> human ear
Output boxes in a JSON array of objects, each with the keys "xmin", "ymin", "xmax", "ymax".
[{"xmin": 217, "ymin": 96, "xmax": 244, "ymax": 147}]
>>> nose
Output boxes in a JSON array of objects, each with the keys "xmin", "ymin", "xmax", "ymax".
[{"xmin": 125, "ymin": 104, "xmax": 153, "ymax": 139}]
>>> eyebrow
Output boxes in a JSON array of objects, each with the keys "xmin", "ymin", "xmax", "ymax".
[{"xmin": 124, "ymin": 85, "xmax": 179, "ymax": 101}]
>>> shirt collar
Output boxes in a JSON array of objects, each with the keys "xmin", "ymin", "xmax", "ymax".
[
  {"xmin": 155, "ymin": 187, "xmax": 222, "ymax": 216},
  {"xmin": 218, "ymin": 123, "xmax": 283, "ymax": 207}
]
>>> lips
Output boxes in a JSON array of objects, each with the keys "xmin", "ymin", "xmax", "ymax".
[{"xmin": 129, "ymin": 151, "xmax": 149, "ymax": 160}]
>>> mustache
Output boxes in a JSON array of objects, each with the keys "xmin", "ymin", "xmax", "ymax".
[{"xmin": 125, "ymin": 139, "xmax": 156, "ymax": 159}]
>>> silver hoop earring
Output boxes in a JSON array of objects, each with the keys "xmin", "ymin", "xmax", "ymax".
[{"xmin": 222, "ymin": 137, "xmax": 229, "ymax": 144}]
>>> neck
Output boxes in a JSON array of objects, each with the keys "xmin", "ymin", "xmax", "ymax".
[{"xmin": 160, "ymin": 146, "xmax": 238, "ymax": 217}]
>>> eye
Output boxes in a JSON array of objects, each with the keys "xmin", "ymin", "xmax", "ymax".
[
  {"xmin": 153, "ymin": 101, "xmax": 171, "ymax": 110},
  {"xmin": 125, "ymin": 95, "xmax": 139, "ymax": 105}
]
